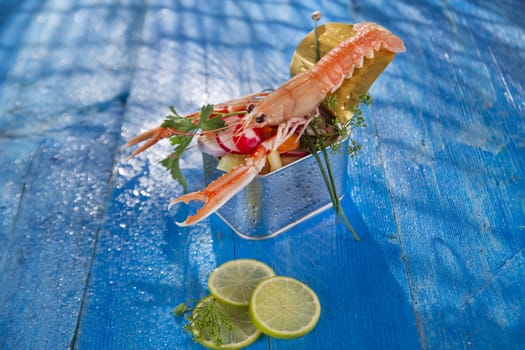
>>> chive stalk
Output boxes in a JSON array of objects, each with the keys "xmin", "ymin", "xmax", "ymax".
[
  {"xmin": 311, "ymin": 11, "xmax": 322, "ymax": 63},
  {"xmin": 304, "ymin": 126, "xmax": 360, "ymax": 240}
]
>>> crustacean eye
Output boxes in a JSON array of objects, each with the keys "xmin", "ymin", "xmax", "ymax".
[{"xmin": 255, "ymin": 114, "xmax": 266, "ymax": 123}]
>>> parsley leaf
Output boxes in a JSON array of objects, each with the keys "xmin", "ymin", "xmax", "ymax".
[
  {"xmin": 197, "ymin": 104, "xmax": 223, "ymax": 131},
  {"xmin": 162, "ymin": 106, "xmax": 195, "ymax": 132},
  {"xmin": 160, "ymin": 152, "xmax": 188, "ymax": 192},
  {"xmin": 159, "ymin": 104, "xmax": 225, "ymax": 192}
]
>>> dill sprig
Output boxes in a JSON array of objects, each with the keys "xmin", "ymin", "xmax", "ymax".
[
  {"xmin": 173, "ymin": 303, "xmax": 190, "ymax": 316},
  {"xmin": 324, "ymin": 94, "xmax": 339, "ymax": 109},
  {"xmin": 347, "ymin": 139, "xmax": 362, "ymax": 158},
  {"xmin": 348, "ymin": 94, "xmax": 371, "ymax": 157},
  {"xmin": 349, "ymin": 94, "xmax": 371, "ymax": 129},
  {"xmin": 174, "ymin": 298, "xmax": 234, "ymax": 346}
]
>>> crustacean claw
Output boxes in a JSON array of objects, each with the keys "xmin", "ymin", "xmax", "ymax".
[
  {"xmin": 125, "ymin": 127, "xmax": 178, "ymax": 158},
  {"xmin": 169, "ymin": 160, "xmax": 262, "ymax": 226},
  {"xmin": 126, "ymin": 92, "xmax": 272, "ymax": 159},
  {"xmin": 170, "ymin": 122, "xmax": 305, "ymax": 226}
]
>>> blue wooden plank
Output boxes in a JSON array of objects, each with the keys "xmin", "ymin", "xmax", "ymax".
[
  {"xmin": 75, "ymin": 1, "xmax": 420, "ymax": 349},
  {"xmin": 74, "ymin": 2, "xmax": 237, "ymax": 348},
  {"xmin": 357, "ymin": 1, "xmax": 525, "ymax": 349},
  {"xmin": 1, "ymin": 0, "xmax": 524, "ymax": 349},
  {"xmin": 0, "ymin": 0, "xmax": 145, "ymax": 349},
  {"xmin": 0, "ymin": 133, "xmax": 112, "ymax": 349}
]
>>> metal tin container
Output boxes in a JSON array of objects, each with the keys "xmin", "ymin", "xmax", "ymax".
[
  {"xmin": 203, "ymin": 138, "xmax": 348, "ymax": 239},
  {"xmin": 199, "ymin": 22, "xmax": 393, "ymax": 239}
]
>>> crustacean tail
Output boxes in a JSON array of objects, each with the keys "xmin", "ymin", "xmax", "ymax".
[{"xmin": 240, "ymin": 22, "xmax": 405, "ymax": 128}]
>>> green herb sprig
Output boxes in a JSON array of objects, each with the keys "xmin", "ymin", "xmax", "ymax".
[
  {"xmin": 301, "ymin": 92, "xmax": 372, "ymax": 239},
  {"xmin": 160, "ymin": 104, "xmax": 224, "ymax": 192},
  {"xmin": 304, "ymin": 125, "xmax": 360, "ymax": 240},
  {"xmin": 174, "ymin": 298, "xmax": 233, "ymax": 346},
  {"xmin": 347, "ymin": 93, "xmax": 372, "ymax": 157}
]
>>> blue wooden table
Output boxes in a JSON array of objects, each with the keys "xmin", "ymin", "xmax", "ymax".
[{"xmin": 1, "ymin": 1, "xmax": 524, "ymax": 349}]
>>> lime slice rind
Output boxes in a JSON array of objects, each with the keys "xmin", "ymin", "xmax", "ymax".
[
  {"xmin": 208, "ymin": 259, "xmax": 276, "ymax": 307},
  {"xmin": 249, "ymin": 276, "xmax": 321, "ymax": 339},
  {"xmin": 182, "ymin": 260, "xmax": 322, "ymax": 346},
  {"xmin": 191, "ymin": 296, "xmax": 262, "ymax": 350}
]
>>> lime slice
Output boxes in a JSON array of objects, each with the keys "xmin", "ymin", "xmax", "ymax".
[
  {"xmin": 208, "ymin": 259, "xmax": 276, "ymax": 306},
  {"xmin": 249, "ymin": 276, "xmax": 321, "ymax": 339},
  {"xmin": 190, "ymin": 296, "xmax": 262, "ymax": 350}
]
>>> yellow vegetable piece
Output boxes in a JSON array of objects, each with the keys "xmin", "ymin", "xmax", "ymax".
[{"xmin": 217, "ymin": 153, "xmax": 246, "ymax": 173}]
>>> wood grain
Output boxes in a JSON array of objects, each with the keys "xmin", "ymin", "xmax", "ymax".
[{"xmin": 0, "ymin": 0, "xmax": 523, "ymax": 349}]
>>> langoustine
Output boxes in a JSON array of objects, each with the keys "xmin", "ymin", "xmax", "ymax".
[{"xmin": 127, "ymin": 22, "xmax": 405, "ymax": 226}]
